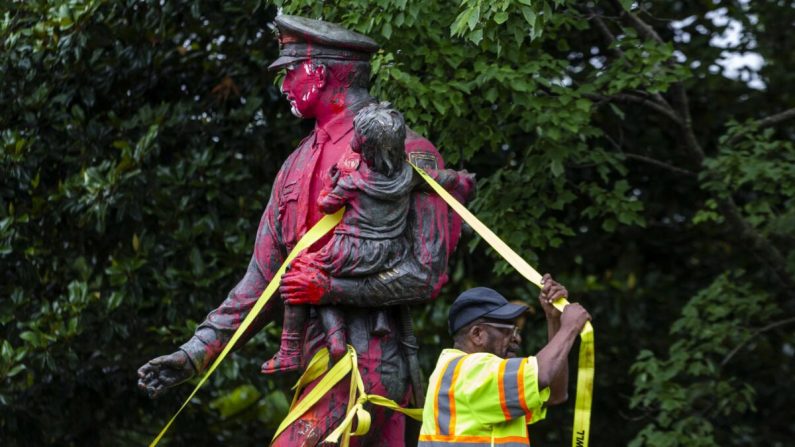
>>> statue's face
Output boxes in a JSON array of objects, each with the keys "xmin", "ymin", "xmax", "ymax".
[{"xmin": 280, "ymin": 61, "xmax": 325, "ymax": 118}]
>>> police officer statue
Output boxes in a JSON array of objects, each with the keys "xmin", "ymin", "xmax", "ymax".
[{"xmin": 137, "ymin": 15, "xmax": 472, "ymax": 446}]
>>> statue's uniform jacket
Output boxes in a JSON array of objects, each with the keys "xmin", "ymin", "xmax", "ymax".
[{"xmin": 179, "ymin": 103, "xmax": 464, "ymax": 445}]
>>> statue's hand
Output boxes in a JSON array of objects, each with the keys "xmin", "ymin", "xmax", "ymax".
[
  {"xmin": 280, "ymin": 257, "xmax": 330, "ymax": 305},
  {"xmin": 458, "ymin": 170, "xmax": 477, "ymax": 202},
  {"xmin": 137, "ymin": 350, "xmax": 196, "ymax": 399}
]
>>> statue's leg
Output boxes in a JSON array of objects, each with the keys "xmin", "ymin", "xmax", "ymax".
[
  {"xmin": 273, "ymin": 310, "xmax": 411, "ymax": 446},
  {"xmin": 270, "ymin": 355, "xmax": 409, "ymax": 447},
  {"xmin": 261, "ymin": 304, "xmax": 306, "ymax": 373},
  {"xmin": 354, "ymin": 335, "xmax": 411, "ymax": 446},
  {"xmin": 318, "ymin": 306, "xmax": 347, "ymax": 361},
  {"xmin": 271, "ymin": 373, "xmax": 352, "ymax": 447}
]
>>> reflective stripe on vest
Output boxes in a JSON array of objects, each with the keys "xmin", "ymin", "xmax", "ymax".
[
  {"xmin": 418, "ymin": 434, "xmax": 531, "ymax": 447},
  {"xmin": 434, "ymin": 354, "xmax": 465, "ymax": 435},
  {"xmin": 420, "ymin": 349, "xmax": 550, "ymax": 446}
]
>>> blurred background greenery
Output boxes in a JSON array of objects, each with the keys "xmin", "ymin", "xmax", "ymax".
[{"xmin": 1, "ymin": 1, "xmax": 793, "ymax": 446}]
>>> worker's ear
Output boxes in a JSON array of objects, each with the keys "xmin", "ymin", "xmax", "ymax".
[{"xmin": 469, "ymin": 324, "xmax": 487, "ymax": 349}]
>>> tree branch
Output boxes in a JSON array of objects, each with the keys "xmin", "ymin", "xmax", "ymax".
[
  {"xmin": 610, "ymin": 2, "xmax": 681, "ymax": 115},
  {"xmin": 586, "ymin": 6, "xmax": 625, "ymax": 58},
  {"xmin": 610, "ymin": 0, "xmax": 664, "ymax": 44},
  {"xmin": 756, "ymin": 107, "xmax": 795, "ymax": 128},
  {"xmin": 720, "ymin": 316, "xmax": 795, "ymax": 367},
  {"xmin": 586, "ymin": 92, "xmax": 683, "ymax": 126},
  {"xmin": 623, "ymin": 153, "xmax": 696, "ymax": 177},
  {"xmin": 601, "ymin": 132, "xmax": 695, "ymax": 177},
  {"xmin": 586, "ymin": 7, "xmax": 679, "ymax": 122},
  {"xmin": 607, "ymin": 1, "xmax": 795, "ymax": 293},
  {"xmin": 727, "ymin": 107, "xmax": 795, "ymax": 145},
  {"xmin": 717, "ymin": 199, "xmax": 795, "ymax": 290}
]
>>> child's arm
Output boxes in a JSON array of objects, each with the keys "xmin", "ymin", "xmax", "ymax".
[
  {"xmin": 416, "ymin": 168, "xmax": 476, "ymax": 202},
  {"xmin": 318, "ymin": 173, "xmax": 356, "ymax": 214}
]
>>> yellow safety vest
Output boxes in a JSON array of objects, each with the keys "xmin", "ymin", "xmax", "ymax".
[{"xmin": 419, "ymin": 348, "xmax": 550, "ymax": 447}]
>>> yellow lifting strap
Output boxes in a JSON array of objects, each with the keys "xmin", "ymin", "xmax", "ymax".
[
  {"xmin": 410, "ymin": 162, "xmax": 595, "ymax": 447},
  {"xmin": 148, "ymin": 208, "xmax": 345, "ymax": 447},
  {"xmin": 272, "ymin": 346, "xmax": 423, "ymax": 447}
]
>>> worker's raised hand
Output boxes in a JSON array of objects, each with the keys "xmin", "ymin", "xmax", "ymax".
[
  {"xmin": 539, "ymin": 273, "xmax": 568, "ymax": 318},
  {"xmin": 137, "ymin": 350, "xmax": 196, "ymax": 399},
  {"xmin": 560, "ymin": 303, "xmax": 591, "ymax": 334}
]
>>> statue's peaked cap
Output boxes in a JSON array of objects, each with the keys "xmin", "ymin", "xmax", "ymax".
[
  {"xmin": 268, "ymin": 15, "xmax": 380, "ymax": 71},
  {"xmin": 276, "ymin": 15, "xmax": 379, "ymax": 52}
]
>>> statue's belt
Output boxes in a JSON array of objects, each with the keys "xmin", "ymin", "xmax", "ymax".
[{"xmin": 149, "ymin": 163, "xmax": 594, "ymax": 447}]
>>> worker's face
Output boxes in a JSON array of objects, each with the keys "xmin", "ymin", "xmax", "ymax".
[{"xmin": 478, "ymin": 321, "xmax": 522, "ymax": 358}]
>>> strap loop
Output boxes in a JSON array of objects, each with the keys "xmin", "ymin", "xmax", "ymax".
[{"xmin": 274, "ymin": 346, "xmax": 422, "ymax": 447}]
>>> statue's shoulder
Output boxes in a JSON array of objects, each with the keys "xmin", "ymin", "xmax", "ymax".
[{"xmin": 405, "ymin": 127, "xmax": 443, "ymax": 170}]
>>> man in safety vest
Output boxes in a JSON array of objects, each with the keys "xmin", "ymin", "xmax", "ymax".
[{"xmin": 419, "ymin": 274, "xmax": 591, "ymax": 446}]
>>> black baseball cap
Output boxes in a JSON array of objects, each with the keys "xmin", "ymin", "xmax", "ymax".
[{"xmin": 448, "ymin": 287, "xmax": 529, "ymax": 334}]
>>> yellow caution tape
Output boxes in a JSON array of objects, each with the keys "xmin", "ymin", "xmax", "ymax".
[
  {"xmin": 149, "ymin": 208, "xmax": 345, "ymax": 447},
  {"xmin": 411, "ymin": 162, "xmax": 594, "ymax": 447}
]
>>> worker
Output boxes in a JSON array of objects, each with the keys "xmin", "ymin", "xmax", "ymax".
[{"xmin": 419, "ymin": 274, "xmax": 591, "ymax": 446}]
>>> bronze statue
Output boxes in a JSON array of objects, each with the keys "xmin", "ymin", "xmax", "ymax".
[{"xmin": 138, "ymin": 15, "xmax": 474, "ymax": 446}]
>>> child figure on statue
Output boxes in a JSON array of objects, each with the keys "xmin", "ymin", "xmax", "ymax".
[{"xmin": 262, "ymin": 102, "xmax": 474, "ymax": 373}]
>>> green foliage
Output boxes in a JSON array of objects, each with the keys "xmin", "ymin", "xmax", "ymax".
[
  {"xmin": 280, "ymin": 0, "xmax": 640, "ymax": 275},
  {"xmin": 449, "ymin": 0, "xmax": 564, "ymax": 45},
  {"xmin": 2, "ymin": 1, "xmax": 794, "ymax": 446},
  {"xmin": 1, "ymin": 0, "xmax": 297, "ymax": 444},
  {"xmin": 700, "ymin": 120, "xmax": 795, "ymax": 229},
  {"xmin": 629, "ymin": 272, "xmax": 777, "ymax": 447}
]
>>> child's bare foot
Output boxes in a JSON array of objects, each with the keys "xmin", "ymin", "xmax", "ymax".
[
  {"xmin": 261, "ymin": 351, "xmax": 300, "ymax": 373},
  {"xmin": 261, "ymin": 332, "xmax": 301, "ymax": 373}
]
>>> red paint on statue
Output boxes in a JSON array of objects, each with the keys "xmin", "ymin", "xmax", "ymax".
[
  {"xmin": 286, "ymin": 258, "xmax": 327, "ymax": 305},
  {"xmin": 281, "ymin": 60, "xmax": 356, "ymax": 127},
  {"xmin": 281, "ymin": 60, "xmax": 321, "ymax": 119},
  {"xmin": 279, "ymin": 59, "xmax": 362, "ymax": 248},
  {"xmin": 272, "ymin": 336, "xmax": 407, "ymax": 446},
  {"xmin": 330, "ymin": 90, "xmax": 347, "ymax": 114},
  {"xmin": 328, "ymin": 62, "xmax": 355, "ymax": 114},
  {"xmin": 142, "ymin": 16, "xmax": 475, "ymax": 446}
]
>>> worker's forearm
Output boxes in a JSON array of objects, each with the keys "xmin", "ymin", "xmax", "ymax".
[
  {"xmin": 545, "ymin": 316, "xmax": 568, "ymax": 405},
  {"xmin": 535, "ymin": 323, "xmax": 579, "ymax": 392}
]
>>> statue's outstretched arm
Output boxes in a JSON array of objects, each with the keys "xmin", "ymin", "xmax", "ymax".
[
  {"xmin": 138, "ymin": 199, "xmax": 284, "ymax": 396},
  {"xmin": 179, "ymin": 190, "xmax": 285, "ymax": 373}
]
